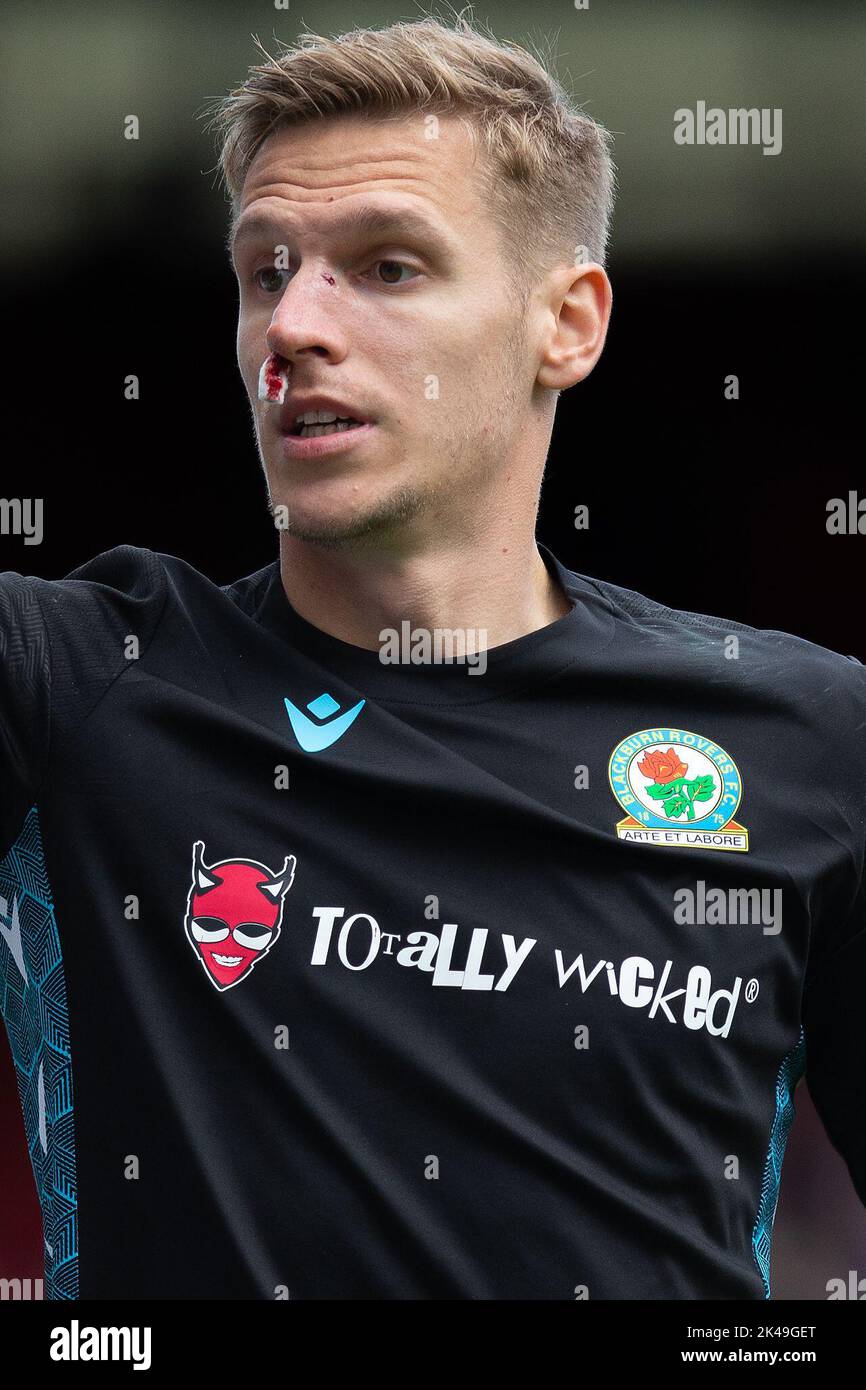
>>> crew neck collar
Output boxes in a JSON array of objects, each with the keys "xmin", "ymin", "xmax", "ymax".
[{"xmin": 254, "ymin": 543, "xmax": 617, "ymax": 705}]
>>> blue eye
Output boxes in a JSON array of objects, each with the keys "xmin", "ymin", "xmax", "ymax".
[
  {"xmin": 371, "ymin": 259, "xmax": 417, "ymax": 285},
  {"xmin": 251, "ymin": 259, "xmax": 419, "ymax": 292},
  {"xmin": 253, "ymin": 267, "xmax": 290, "ymax": 293}
]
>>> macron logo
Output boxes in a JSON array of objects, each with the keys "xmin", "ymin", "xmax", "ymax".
[{"xmin": 283, "ymin": 691, "xmax": 365, "ymax": 753}]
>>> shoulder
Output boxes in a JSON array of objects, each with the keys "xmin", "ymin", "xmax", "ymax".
[
  {"xmin": 3, "ymin": 544, "xmax": 279, "ymax": 641},
  {"xmin": 556, "ymin": 561, "xmax": 866, "ymax": 816},
  {"xmin": 570, "ymin": 564, "xmax": 865, "ymax": 698},
  {"xmin": 2, "ymin": 545, "xmax": 170, "ymax": 652}
]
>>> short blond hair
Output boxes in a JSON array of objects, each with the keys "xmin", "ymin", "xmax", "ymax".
[{"xmin": 203, "ymin": 12, "xmax": 615, "ymax": 294}]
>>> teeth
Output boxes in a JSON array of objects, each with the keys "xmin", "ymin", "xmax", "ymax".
[
  {"xmin": 296, "ymin": 409, "xmax": 360, "ymax": 425},
  {"xmin": 297, "ymin": 420, "xmax": 363, "ymax": 437},
  {"xmin": 213, "ymin": 953, "xmax": 243, "ymax": 967}
]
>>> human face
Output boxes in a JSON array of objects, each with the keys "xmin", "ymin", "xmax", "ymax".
[{"xmin": 230, "ymin": 112, "xmax": 534, "ymax": 549}]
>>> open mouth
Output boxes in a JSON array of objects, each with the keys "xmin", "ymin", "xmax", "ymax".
[
  {"xmin": 288, "ymin": 416, "xmax": 367, "ymax": 438},
  {"xmin": 212, "ymin": 953, "xmax": 244, "ymax": 967}
]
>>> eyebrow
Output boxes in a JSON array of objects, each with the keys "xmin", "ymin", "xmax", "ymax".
[{"xmin": 227, "ymin": 203, "xmax": 452, "ymax": 264}]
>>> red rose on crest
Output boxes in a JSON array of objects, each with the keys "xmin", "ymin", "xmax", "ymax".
[{"xmin": 638, "ymin": 748, "xmax": 688, "ymax": 785}]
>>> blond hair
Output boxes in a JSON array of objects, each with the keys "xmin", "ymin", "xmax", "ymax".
[{"xmin": 203, "ymin": 11, "xmax": 615, "ymax": 294}]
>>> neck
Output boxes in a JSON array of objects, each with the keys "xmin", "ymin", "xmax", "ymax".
[{"xmin": 278, "ymin": 528, "xmax": 572, "ymax": 654}]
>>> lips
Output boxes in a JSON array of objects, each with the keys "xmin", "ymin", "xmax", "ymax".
[{"xmin": 279, "ymin": 420, "xmax": 376, "ymax": 459}]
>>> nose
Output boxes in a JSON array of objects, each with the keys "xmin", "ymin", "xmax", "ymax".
[{"xmin": 265, "ymin": 262, "xmax": 348, "ymax": 365}]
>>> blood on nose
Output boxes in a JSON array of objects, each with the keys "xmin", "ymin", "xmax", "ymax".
[{"xmin": 258, "ymin": 352, "xmax": 290, "ymax": 404}]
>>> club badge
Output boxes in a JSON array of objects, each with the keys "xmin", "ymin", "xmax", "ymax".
[{"xmin": 608, "ymin": 728, "xmax": 748, "ymax": 852}]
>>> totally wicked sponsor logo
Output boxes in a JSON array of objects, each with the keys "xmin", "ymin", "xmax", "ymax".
[
  {"xmin": 553, "ymin": 951, "xmax": 751, "ymax": 1039},
  {"xmin": 608, "ymin": 727, "xmax": 749, "ymax": 852},
  {"xmin": 181, "ymin": 853, "xmax": 756, "ymax": 1039},
  {"xmin": 184, "ymin": 841, "xmax": 296, "ymax": 991},
  {"xmin": 305, "ymin": 910, "xmax": 754, "ymax": 1040}
]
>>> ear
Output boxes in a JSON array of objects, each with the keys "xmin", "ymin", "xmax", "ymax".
[{"xmin": 536, "ymin": 262, "xmax": 613, "ymax": 392}]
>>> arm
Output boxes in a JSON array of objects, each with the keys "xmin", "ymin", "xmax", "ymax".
[
  {"xmin": 802, "ymin": 878, "xmax": 866, "ymax": 1208},
  {"xmin": 0, "ymin": 571, "xmax": 51, "ymax": 859}
]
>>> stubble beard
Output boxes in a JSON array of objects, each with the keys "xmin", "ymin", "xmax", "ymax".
[
  {"xmin": 268, "ymin": 474, "xmax": 433, "ymax": 548},
  {"xmin": 261, "ymin": 314, "xmax": 528, "ymax": 550}
]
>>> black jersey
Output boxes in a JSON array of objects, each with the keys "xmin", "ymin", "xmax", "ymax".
[{"xmin": 1, "ymin": 543, "xmax": 864, "ymax": 1299}]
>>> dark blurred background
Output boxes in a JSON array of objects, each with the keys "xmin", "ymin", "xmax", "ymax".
[{"xmin": 1, "ymin": 0, "xmax": 864, "ymax": 1299}]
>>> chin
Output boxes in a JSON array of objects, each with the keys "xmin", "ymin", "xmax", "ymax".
[
  {"xmin": 271, "ymin": 479, "xmax": 429, "ymax": 547},
  {"xmin": 280, "ymin": 513, "xmax": 380, "ymax": 545}
]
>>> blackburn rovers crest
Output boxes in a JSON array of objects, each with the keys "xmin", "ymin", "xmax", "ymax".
[{"xmin": 608, "ymin": 728, "xmax": 749, "ymax": 852}]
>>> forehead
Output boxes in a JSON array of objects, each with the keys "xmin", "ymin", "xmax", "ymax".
[{"xmin": 230, "ymin": 111, "xmax": 492, "ymax": 252}]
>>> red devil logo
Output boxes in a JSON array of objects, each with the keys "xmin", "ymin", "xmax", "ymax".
[{"xmin": 184, "ymin": 840, "xmax": 296, "ymax": 991}]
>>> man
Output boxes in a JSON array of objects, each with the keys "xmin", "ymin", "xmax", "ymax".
[{"xmin": 1, "ymin": 16, "xmax": 863, "ymax": 1300}]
